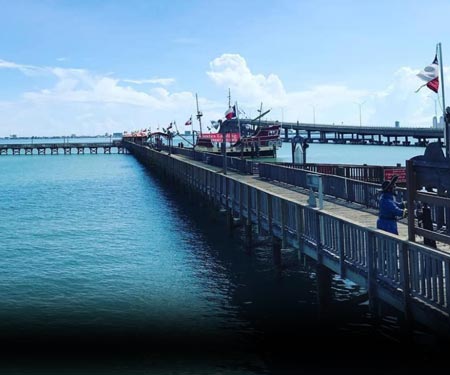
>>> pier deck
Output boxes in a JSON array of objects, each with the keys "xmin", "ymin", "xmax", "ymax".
[{"xmin": 172, "ymin": 152, "xmax": 413, "ymax": 239}]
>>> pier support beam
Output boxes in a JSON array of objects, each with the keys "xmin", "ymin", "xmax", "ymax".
[
  {"xmin": 316, "ymin": 263, "xmax": 333, "ymax": 319},
  {"xmin": 272, "ymin": 236, "xmax": 282, "ymax": 266},
  {"xmin": 245, "ymin": 222, "xmax": 253, "ymax": 249}
]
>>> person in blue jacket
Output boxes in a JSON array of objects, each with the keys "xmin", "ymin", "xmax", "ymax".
[{"xmin": 376, "ymin": 175, "xmax": 407, "ymax": 235}]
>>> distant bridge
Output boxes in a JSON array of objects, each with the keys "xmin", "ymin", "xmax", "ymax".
[
  {"xmin": 228, "ymin": 118, "xmax": 445, "ymax": 146},
  {"xmin": 280, "ymin": 122, "xmax": 444, "ymax": 146},
  {"xmin": 0, "ymin": 140, "xmax": 126, "ymax": 155}
]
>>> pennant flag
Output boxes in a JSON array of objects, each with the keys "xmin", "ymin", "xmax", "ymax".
[
  {"xmin": 225, "ymin": 105, "xmax": 236, "ymax": 120},
  {"xmin": 185, "ymin": 116, "xmax": 192, "ymax": 126},
  {"xmin": 416, "ymin": 55, "xmax": 439, "ymax": 93}
]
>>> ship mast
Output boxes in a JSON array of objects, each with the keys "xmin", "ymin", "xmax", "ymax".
[{"xmin": 195, "ymin": 93, "xmax": 203, "ymax": 135}]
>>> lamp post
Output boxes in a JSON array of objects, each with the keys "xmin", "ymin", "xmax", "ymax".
[
  {"xmin": 311, "ymin": 105, "xmax": 316, "ymax": 125},
  {"xmin": 355, "ymin": 101, "xmax": 366, "ymax": 127},
  {"xmin": 428, "ymin": 95, "xmax": 438, "ymax": 121}
]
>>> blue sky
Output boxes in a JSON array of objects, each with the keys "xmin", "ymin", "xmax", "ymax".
[{"xmin": 1, "ymin": 0, "xmax": 449, "ymax": 136}]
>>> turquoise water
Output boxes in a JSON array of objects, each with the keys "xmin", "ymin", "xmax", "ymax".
[
  {"xmin": 275, "ymin": 142, "xmax": 426, "ymax": 166},
  {"xmin": 0, "ymin": 145, "xmax": 445, "ymax": 373}
]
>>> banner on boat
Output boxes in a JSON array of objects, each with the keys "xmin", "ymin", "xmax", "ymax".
[
  {"xmin": 200, "ymin": 132, "xmax": 240, "ymax": 143},
  {"xmin": 384, "ymin": 168, "xmax": 406, "ymax": 183}
]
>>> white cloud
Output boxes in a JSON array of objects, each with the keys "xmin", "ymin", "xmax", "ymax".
[
  {"xmin": 0, "ymin": 61, "xmax": 196, "ymax": 136},
  {"xmin": 206, "ymin": 53, "xmax": 446, "ymax": 127},
  {"xmin": 122, "ymin": 78, "xmax": 175, "ymax": 86},
  {"xmin": 0, "ymin": 54, "xmax": 447, "ymax": 137},
  {"xmin": 0, "ymin": 58, "xmax": 45, "ymax": 76}
]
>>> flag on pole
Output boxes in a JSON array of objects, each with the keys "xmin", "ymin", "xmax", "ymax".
[
  {"xmin": 416, "ymin": 55, "xmax": 439, "ymax": 93},
  {"xmin": 185, "ymin": 116, "xmax": 192, "ymax": 126},
  {"xmin": 225, "ymin": 105, "xmax": 236, "ymax": 120},
  {"xmin": 167, "ymin": 122, "xmax": 173, "ymax": 130}
]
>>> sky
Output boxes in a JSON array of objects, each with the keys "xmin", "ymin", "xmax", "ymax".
[{"xmin": 1, "ymin": 0, "xmax": 450, "ymax": 137}]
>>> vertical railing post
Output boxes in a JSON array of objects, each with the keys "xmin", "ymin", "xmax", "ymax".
[
  {"xmin": 399, "ymin": 241, "xmax": 412, "ymax": 323},
  {"xmin": 296, "ymin": 204, "xmax": 304, "ymax": 256},
  {"xmin": 239, "ymin": 182, "xmax": 244, "ymax": 221},
  {"xmin": 366, "ymin": 231, "xmax": 378, "ymax": 313},
  {"xmin": 246, "ymin": 186, "xmax": 253, "ymax": 249},
  {"xmin": 225, "ymin": 176, "xmax": 229, "ymax": 210},
  {"xmin": 281, "ymin": 200, "xmax": 288, "ymax": 249},
  {"xmin": 256, "ymin": 190, "xmax": 262, "ymax": 235},
  {"xmin": 315, "ymin": 210, "xmax": 322, "ymax": 264},
  {"xmin": 267, "ymin": 194, "xmax": 273, "ymax": 236},
  {"xmin": 338, "ymin": 220, "xmax": 346, "ymax": 277},
  {"xmin": 445, "ymin": 258, "xmax": 450, "ymax": 317},
  {"xmin": 406, "ymin": 160, "xmax": 416, "ymax": 242}
]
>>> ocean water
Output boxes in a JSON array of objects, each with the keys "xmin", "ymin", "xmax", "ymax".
[
  {"xmin": 275, "ymin": 142, "xmax": 427, "ymax": 166},
  {"xmin": 0, "ymin": 144, "xmax": 446, "ymax": 373}
]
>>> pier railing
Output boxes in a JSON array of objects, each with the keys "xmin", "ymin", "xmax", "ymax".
[
  {"xmin": 146, "ymin": 144, "xmax": 450, "ymax": 236},
  {"xmin": 0, "ymin": 140, "xmax": 125, "ymax": 155},
  {"xmin": 258, "ymin": 162, "xmax": 407, "ymax": 210},
  {"xmin": 159, "ymin": 145, "xmax": 256, "ymax": 175},
  {"xmin": 126, "ymin": 141, "xmax": 450, "ymax": 334},
  {"xmin": 275, "ymin": 162, "xmax": 404, "ymax": 184}
]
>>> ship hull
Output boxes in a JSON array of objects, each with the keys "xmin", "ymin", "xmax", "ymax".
[{"xmin": 194, "ymin": 145, "xmax": 277, "ymax": 157}]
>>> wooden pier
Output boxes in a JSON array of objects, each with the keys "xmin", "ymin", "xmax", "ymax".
[
  {"xmin": 125, "ymin": 141, "xmax": 450, "ymax": 337},
  {"xmin": 0, "ymin": 141, "xmax": 127, "ymax": 155}
]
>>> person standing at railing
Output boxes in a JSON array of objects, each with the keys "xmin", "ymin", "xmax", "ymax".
[{"xmin": 377, "ymin": 175, "xmax": 407, "ymax": 235}]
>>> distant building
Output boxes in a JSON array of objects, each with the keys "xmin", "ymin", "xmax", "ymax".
[
  {"xmin": 184, "ymin": 130, "xmax": 191, "ymax": 136},
  {"xmin": 432, "ymin": 115, "xmax": 445, "ymax": 128},
  {"xmin": 10, "ymin": 134, "xmax": 17, "ymax": 138},
  {"xmin": 395, "ymin": 121, "xmax": 400, "ymax": 128}
]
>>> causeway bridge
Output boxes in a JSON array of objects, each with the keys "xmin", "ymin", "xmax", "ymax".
[
  {"xmin": 280, "ymin": 122, "xmax": 444, "ymax": 146},
  {"xmin": 123, "ymin": 140, "xmax": 450, "ymax": 338},
  {"xmin": 227, "ymin": 118, "xmax": 444, "ymax": 146}
]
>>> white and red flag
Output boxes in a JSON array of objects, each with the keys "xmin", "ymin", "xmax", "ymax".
[
  {"xmin": 416, "ymin": 55, "xmax": 439, "ymax": 93},
  {"xmin": 185, "ymin": 116, "xmax": 192, "ymax": 126},
  {"xmin": 224, "ymin": 105, "xmax": 236, "ymax": 120}
]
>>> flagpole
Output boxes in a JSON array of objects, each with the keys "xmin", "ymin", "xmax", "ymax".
[
  {"xmin": 191, "ymin": 115, "xmax": 194, "ymax": 145},
  {"xmin": 438, "ymin": 43, "xmax": 448, "ymax": 157},
  {"xmin": 196, "ymin": 93, "xmax": 203, "ymax": 135}
]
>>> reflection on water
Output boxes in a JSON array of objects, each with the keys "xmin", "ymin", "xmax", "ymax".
[{"xmin": 0, "ymin": 151, "xmax": 448, "ymax": 374}]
